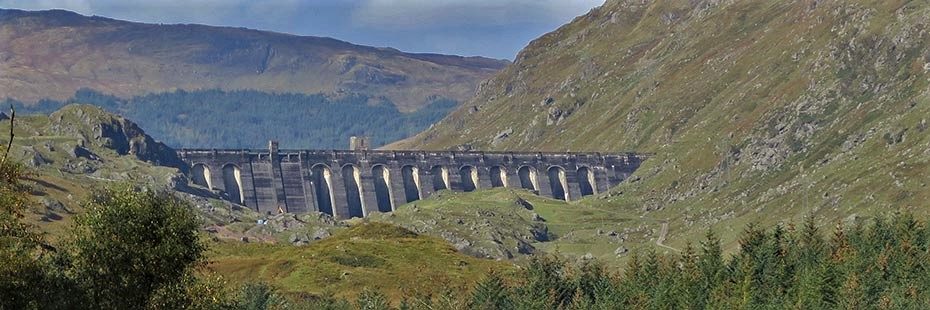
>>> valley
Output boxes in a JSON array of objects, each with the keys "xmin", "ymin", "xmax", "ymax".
[{"xmin": 3, "ymin": 0, "xmax": 930, "ymax": 308}]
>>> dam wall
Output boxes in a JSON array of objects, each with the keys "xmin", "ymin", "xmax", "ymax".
[{"xmin": 179, "ymin": 143, "xmax": 647, "ymax": 219}]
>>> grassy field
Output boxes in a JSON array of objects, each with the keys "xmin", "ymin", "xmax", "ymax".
[
  {"xmin": 206, "ymin": 222, "xmax": 511, "ymax": 302},
  {"xmin": 364, "ymin": 188, "xmax": 675, "ymax": 266}
]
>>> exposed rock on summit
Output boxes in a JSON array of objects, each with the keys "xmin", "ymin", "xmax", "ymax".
[{"xmin": 48, "ymin": 104, "xmax": 184, "ymax": 169}]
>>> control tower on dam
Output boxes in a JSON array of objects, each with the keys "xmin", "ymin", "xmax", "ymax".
[{"xmin": 178, "ymin": 141, "xmax": 648, "ymax": 219}]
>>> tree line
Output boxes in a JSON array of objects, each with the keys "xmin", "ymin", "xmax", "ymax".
[
  {"xmin": 460, "ymin": 214, "xmax": 930, "ymax": 309},
  {"xmin": 4, "ymin": 88, "xmax": 457, "ymax": 149}
]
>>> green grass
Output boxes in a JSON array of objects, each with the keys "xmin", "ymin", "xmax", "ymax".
[
  {"xmin": 365, "ymin": 188, "xmax": 671, "ymax": 265},
  {"xmin": 206, "ymin": 222, "xmax": 511, "ymax": 303}
]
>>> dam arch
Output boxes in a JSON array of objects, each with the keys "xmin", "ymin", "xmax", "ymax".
[
  {"xmin": 222, "ymin": 164, "xmax": 244, "ymax": 204},
  {"xmin": 311, "ymin": 164, "xmax": 336, "ymax": 217},
  {"xmin": 342, "ymin": 164, "xmax": 366, "ymax": 218},
  {"xmin": 577, "ymin": 166, "xmax": 596, "ymax": 197},
  {"xmin": 489, "ymin": 166, "xmax": 507, "ymax": 188},
  {"xmin": 459, "ymin": 165, "xmax": 479, "ymax": 192},
  {"xmin": 191, "ymin": 163, "xmax": 213, "ymax": 189},
  {"xmin": 431, "ymin": 165, "xmax": 450, "ymax": 191},
  {"xmin": 548, "ymin": 166, "xmax": 569, "ymax": 201},
  {"xmin": 518, "ymin": 166, "xmax": 539, "ymax": 191},
  {"xmin": 371, "ymin": 164, "xmax": 394, "ymax": 212},
  {"xmin": 401, "ymin": 165, "xmax": 421, "ymax": 203}
]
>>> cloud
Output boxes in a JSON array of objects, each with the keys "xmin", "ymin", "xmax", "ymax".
[{"xmin": 351, "ymin": 0, "xmax": 604, "ymax": 29}]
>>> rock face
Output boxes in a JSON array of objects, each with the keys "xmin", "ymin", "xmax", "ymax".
[
  {"xmin": 397, "ymin": 0, "xmax": 930, "ymax": 210},
  {"xmin": 0, "ymin": 8, "xmax": 507, "ymax": 112},
  {"xmin": 48, "ymin": 105, "xmax": 185, "ymax": 170}
]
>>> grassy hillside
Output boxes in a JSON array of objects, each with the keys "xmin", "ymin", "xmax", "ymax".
[
  {"xmin": 393, "ymin": 0, "xmax": 930, "ymax": 247},
  {"xmin": 208, "ymin": 222, "xmax": 511, "ymax": 302},
  {"xmin": 0, "ymin": 8, "xmax": 507, "ymax": 112},
  {"xmin": 365, "ymin": 189, "xmax": 667, "ymax": 264},
  {"xmin": 0, "ymin": 104, "xmax": 183, "ymax": 236}
]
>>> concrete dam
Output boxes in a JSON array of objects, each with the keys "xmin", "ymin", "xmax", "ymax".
[{"xmin": 179, "ymin": 141, "xmax": 647, "ymax": 219}]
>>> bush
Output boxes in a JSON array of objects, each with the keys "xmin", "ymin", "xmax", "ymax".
[
  {"xmin": 68, "ymin": 184, "xmax": 206, "ymax": 309},
  {"xmin": 233, "ymin": 282, "xmax": 287, "ymax": 310}
]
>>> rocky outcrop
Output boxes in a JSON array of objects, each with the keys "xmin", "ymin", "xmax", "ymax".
[{"xmin": 48, "ymin": 104, "xmax": 185, "ymax": 170}]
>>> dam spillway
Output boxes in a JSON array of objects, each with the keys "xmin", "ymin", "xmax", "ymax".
[{"xmin": 178, "ymin": 142, "xmax": 648, "ymax": 219}]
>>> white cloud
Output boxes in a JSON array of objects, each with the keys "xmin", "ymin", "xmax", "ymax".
[{"xmin": 351, "ymin": 0, "xmax": 604, "ymax": 29}]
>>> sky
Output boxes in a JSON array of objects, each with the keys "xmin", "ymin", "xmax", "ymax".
[{"xmin": 0, "ymin": 0, "xmax": 605, "ymax": 60}]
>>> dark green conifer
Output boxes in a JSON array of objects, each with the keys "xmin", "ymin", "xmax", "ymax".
[{"xmin": 470, "ymin": 270, "xmax": 512, "ymax": 310}]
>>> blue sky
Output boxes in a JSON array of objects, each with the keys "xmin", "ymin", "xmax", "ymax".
[{"xmin": 0, "ymin": 0, "xmax": 604, "ymax": 59}]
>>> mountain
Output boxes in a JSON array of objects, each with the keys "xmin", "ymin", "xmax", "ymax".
[
  {"xmin": 395, "ymin": 0, "xmax": 930, "ymax": 225},
  {"xmin": 0, "ymin": 9, "xmax": 508, "ymax": 112},
  {"xmin": 8, "ymin": 88, "xmax": 457, "ymax": 149}
]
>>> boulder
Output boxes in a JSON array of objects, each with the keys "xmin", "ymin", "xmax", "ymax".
[
  {"xmin": 42, "ymin": 198, "xmax": 67, "ymax": 213},
  {"xmin": 515, "ymin": 241, "xmax": 535, "ymax": 255},
  {"xmin": 311, "ymin": 227, "xmax": 331, "ymax": 240},
  {"xmin": 530, "ymin": 212, "xmax": 544, "ymax": 222},
  {"xmin": 289, "ymin": 233, "xmax": 309, "ymax": 246},
  {"xmin": 514, "ymin": 197, "xmax": 534, "ymax": 210},
  {"xmin": 29, "ymin": 151, "xmax": 49, "ymax": 167},
  {"xmin": 531, "ymin": 224, "xmax": 550, "ymax": 242},
  {"xmin": 615, "ymin": 246, "xmax": 629, "ymax": 256}
]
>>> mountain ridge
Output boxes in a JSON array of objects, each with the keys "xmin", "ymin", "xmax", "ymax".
[{"xmin": 0, "ymin": 8, "xmax": 508, "ymax": 111}]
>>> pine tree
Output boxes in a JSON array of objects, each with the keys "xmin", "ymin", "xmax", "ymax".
[
  {"xmin": 572, "ymin": 260, "xmax": 611, "ymax": 305},
  {"xmin": 470, "ymin": 270, "xmax": 512, "ymax": 310},
  {"xmin": 675, "ymin": 243, "xmax": 703, "ymax": 309},
  {"xmin": 836, "ymin": 272, "xmax": 866, "ymax": 310},
  {"xmin": 512, "ymin": 256, "xmax": 573, "ymax": 309},
  {"xmin": 567, "ymin": 288, "xmax": 592, "ymax": 310}
]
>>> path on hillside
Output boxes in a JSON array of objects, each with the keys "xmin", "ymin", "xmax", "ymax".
[{"xmin": 656, "ymin": 222, "xmax": 680, "ymax": 252}]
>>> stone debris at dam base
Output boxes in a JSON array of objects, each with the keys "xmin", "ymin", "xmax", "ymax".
[{"xmin": 179, "ymin": 141, "xmax": 647, "ymax": 220}]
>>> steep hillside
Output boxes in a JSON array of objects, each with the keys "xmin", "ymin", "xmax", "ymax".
[
  {"xmin": 396, "ymin": 0, "xmax": 930, "ymax": 240},
  {"xmin": 0, "ymin": 9, "xmax": 507, "ymax": 111}
]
